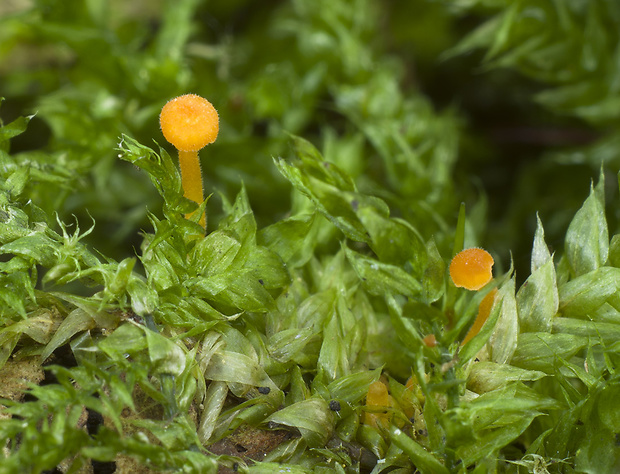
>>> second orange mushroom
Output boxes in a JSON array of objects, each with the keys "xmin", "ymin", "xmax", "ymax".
[{"xmin": 450, "ymin": 247, "xmax": 497, "ymax": 345}]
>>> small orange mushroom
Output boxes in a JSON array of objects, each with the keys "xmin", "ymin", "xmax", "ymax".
[
  {"xmin": 449, "ymin": 248, "xmax": 494, "ymax": 291},
  {"xmin": 159, "ymin": 93, "xmax": 219, "ymax": 228},
  {"xmin": 422, "ymin": 334, "xmax": 437, "ymax": 348},
  {"xmin": 364, "ymin": 380, "xmax": 391, "ymax": 429}
]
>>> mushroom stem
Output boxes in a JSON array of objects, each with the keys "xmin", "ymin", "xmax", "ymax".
[
  {"xmin": 461, "ymin": 287, "xmax": 498, "ymax": 346},
  {"xmin": 178, "ymin": 150, "xmax": 205, "ymax": 227}
]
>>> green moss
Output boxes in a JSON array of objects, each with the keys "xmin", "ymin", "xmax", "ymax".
[{"xmin": 1, "ymin": 0, "xmax": 620, "ymax": 472}]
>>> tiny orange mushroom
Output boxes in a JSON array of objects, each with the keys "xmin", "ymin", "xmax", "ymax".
[
  {"xmin": 159, "ymin": 93, "xmax": 219, "ymax": 228},
  {"xmin": 422, "ymin": 333, "xmax": 437, "ymax": 348},
  {"xmin": 364, "ymin": 380, "xmax": 391, "ymax": 429},
  {"xmin": 449, "ymin": 248, "xmax": 494, "ymax": 291}
]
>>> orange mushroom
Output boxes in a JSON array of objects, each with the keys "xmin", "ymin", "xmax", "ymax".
[
  {"xmin": 364, "ymin": 380, "xmax": 391, "ymax": 429},
  {"xmin": 449, "ymin": 248, "xmax": 494, "ymax": 291},
  {"xmin": 159, "ymin": 93, "xmax": 219, "ymax": 228},
  {"xmin": 422, "ymin": 334, "xmax": 437, "ymax": 348}
]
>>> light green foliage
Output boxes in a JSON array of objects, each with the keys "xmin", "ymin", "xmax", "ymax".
[
  {"xmin": 565, "ymin": 170, "xmax": 609, "ymax": 276},
  {"xmin": 449, "ymin": 0, "xmax": 620, "ymax": 125},
  {"xmin": 1, "ymin": 0, "xmax": 620, "ymax": 473},
  {"xmin": 517, "ymin": 217, "xmax": 558, "ymax": 332}
]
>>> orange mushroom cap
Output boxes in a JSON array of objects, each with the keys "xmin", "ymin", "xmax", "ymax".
[
  {"xmin": 449, "ymin": 247, "xmax": 494, "ymax": 291},
  {"xmin": 159, "ymin": 94, "xmax": 219, "ymax": 152}
]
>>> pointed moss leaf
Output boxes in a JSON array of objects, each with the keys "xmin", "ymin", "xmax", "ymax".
[
  {"xmin": 458, "ymin": 415, "xmax": 536, "ymax": 467},
  {"xmin": 221, "ymin": 184, "xmax": 255, "ymax": 225},
  {"xmin": 42, "ymin": 308, "xmax": 119, "ymax": 361},
  {"xmin": 0, "ymin": 332, "xmax": 20, "ymax": 369},
  {"xmin": 2, "ymin": 311, "xmax": 58, "ymax": 344},
  {"xmin": 4, "ymin": 167, "xmax": 30, "ymax": 198},
  {"xmin": 247, "ymin": 246, "xmax": 289, "ymax": 290},
  {"xmin": 552, "ymin": 317, "xmax": 620, "ymax": 347},
  {"xmin": 598, "ymin": 384, "xmax": 620, "ymax": 433},
  {"xmin": 328, "ymin": 368, "xmax": 382, "ymax": 404},
  {"xmin": 191, "ymin": 230, "xmax": 242, "ymax": 277},
  {"xmin": 389, "ymin": 425, "xmax": 450, "ymax": 474},
  {"xmin": 345, "ymin": 247, "xmax": 422, "ymax": 299},
  {"xmin": 269, "ymin": 327, "xmax": 316, "ymax": 363},
  {"xmin": 217, "ymin": 214, "xmax": 257, "ymax": 257},
  {"xmin": 293, "ymin": 288, "xmax": 337, "ymax": 330},
  {"xmin": 189, "ymin": 218, "xmax": 286, "ymax": 312},
  {"xmin": 107, "ymin": 257, "xmax": 135, "ymax": 296},
  {"xmin": 609, "ymin": 234, "xmax": 620, "ymax": 267},
  {"xmin": 198, "ymin": 380, "xmax": 228, "ymax": 444},
  {"xmin": 126, "ymin": 276, "xmax": 159, "ymax": 316},
  {"xmin": 258, "ymin": 213, "xmax": 316, "ymax": 268},
  {"xmin": 317, "ymin": 312, "xmax": 347, "ymax": 383},
  {"xmin": 117, "ymin": 135, "xmax": 180, "ymax": 191},
  {"xmin": 357, "ymin": 424, "xmax": 388, "ymax": 460},
  {"xmin": 131, "ymin": 418, "xmax": 196, "ymax": 451},
  {"xmin": 98, "ymin": 323, "xmax": 148, "ymax": 359},
  {"xmin": 540, "ymin": 396, "xmax": 587, "ymax": 460},
  {"xmin": 0, "ymin": 210, "xmax": 31, "ymax": 243},
  {"xmin": 117, "ymin": 135, "xmax": 188, "ymax": 213},
  {"xmin": 266, "ymin": 398, "xmax": 334, "ymax": 448},
  {"xmin": 453, "ymin": 202, "xmax": 466, "ymax": 257},
  {"xmin": 531, "ymin": 214, "xmax": 552, "ymax": 273},
  {"xmin": 1, "ymin": 232, "xmax": 59, "ymax": 268},
  {"xmin": 203, "ymin": 350, "xmax": 278, "ymax": 393},
  {"xmin": 386, "ymin": 292, "xmax": 424, "ymax": 353},
  {"xmin": 489, "ymin": 277, "xmax": 518, "ymax": 364},
  {"xmin": 558, "ymin": 266, "xmax": 620, "ymax": 319},
  {"xmin": 423, "ymin": 239, "xmax": 446, "ymax": 304},
  {"xmin": 144, "ymin": 328, "xmax": 186, "ymax": 376},
  {"xmin": 286, "ymin": 366, "xmax": 310, "ymax": 406},
  {"xmin": 355, "ymin": 203, "xmax": 426, "ymax": 271},
  {"xmin": 404, "ymin": 300, "xmax": 447, "ymax": 325},
  {"xmin": 274, "ymin": 138, "xmax": 385, "ymax": 245},
  {"xmin": 511, "ymin": 332, "xmax": 588, "ymax": 373},
  {"xmin": 575, "ymin": 411, "xmax": 620, "ymax": 473},
  {"xmin": 458, "ymin": 384, "xmax": 559, "ymax": 465},
  {"xmin": 516, "ymin": 257, "xmax": 558, "ymax": 333},
  {"xmin": 188, "ymin": 271, "xmax": 275, "ymax": 313},
  {"xmin": 565, "ymin": 172, "xmax": 608, "ymax": 276},
  {"xmin": 177, "ymin": 449, "xmax": 220, "ymax": 472},
  {"xmin": 442, "ymin": 13, "xmax": 501, "ymax": 60},
  {"xmin": 467, "ymin": 362, "xmax": 546, "ymax": 393},
  {"xmin": 0, "ymin": 282, "xmax": 28, "ymax": 319},
  {"xmin": 0, "ymin": 115, "xmax": 32, "ymax": 145},
  {"xmin": 289, "ymin": 135, "xmax": 356, "ymax": 192},
  {"xmin": 275, "ymin": 155, "xmax": 370, "ymax": 242}
]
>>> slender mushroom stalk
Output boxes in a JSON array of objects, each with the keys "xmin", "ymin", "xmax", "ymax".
[
  {"xmin": 159, "ymin": 93, "xmax": 219, "ymax": 229},
  {"xmin": 461, "ymin": 287, "xmax": 498, "ymax": 346}
]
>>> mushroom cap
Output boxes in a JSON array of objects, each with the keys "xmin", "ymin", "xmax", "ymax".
[
  {"xmin": 449, "ymin": 247, "xmax": 494, "ymax": 291},
  {"xmin": 159, "ymin": 94, "xmax": 219, "ymax": 152}
]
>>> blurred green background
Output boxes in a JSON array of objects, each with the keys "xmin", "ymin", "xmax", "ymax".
[{"xmin": 1, "ymin": 0, "xmax": 618, "ymax": 282}]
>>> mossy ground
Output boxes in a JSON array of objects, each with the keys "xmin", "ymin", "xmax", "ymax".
[{"xmin": 1, "ymin": 1, "xmax": 620, "ymax": 473}]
